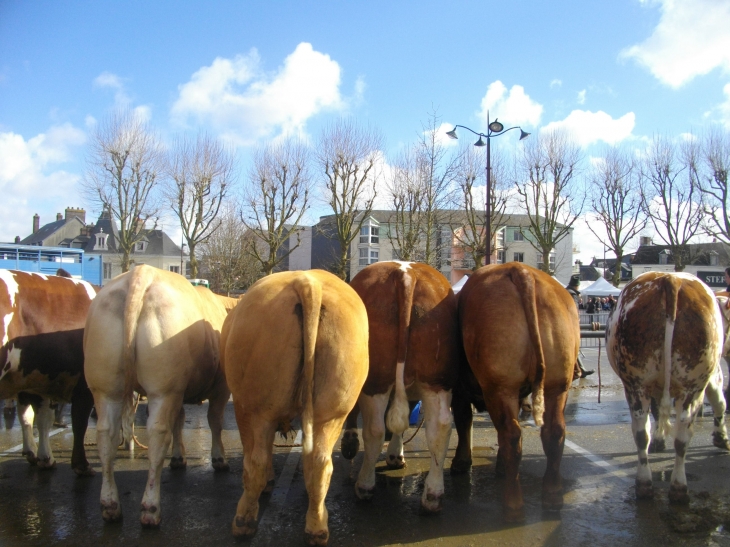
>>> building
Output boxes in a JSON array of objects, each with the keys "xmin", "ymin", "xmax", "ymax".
[{"xmin": 18, "ymin": 207, "xmax": 185, "ymax": 285}]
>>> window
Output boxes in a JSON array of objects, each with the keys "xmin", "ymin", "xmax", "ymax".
[
  {"xmin": 496, "ymin": 229, "xmax": 505, "ymax": 248},
  {"xmin": 135, "ymin": 241, "xmax": 147, "ymax": 252},
  {"xmin": 537, "ymin": 253, "xmax": 556, "ymax": 271},
  {"xmin": 659, "ymin": 249, "xmax": 669, "ymax": 265},
  {"xmin": 359, "ymin": 248, "xmax": 379, "ymax": 266},
  {"xmin": 513, "ymin": 252, "xmax": 524, "ymax": 263},
  {"xmin": 103, "ymin": 262, "xmax": 113, "ymax": 280},
  {"xmin": 169, "ymin": 265, "xmax": 180, "ymax": 274},
  {"xmin": 360, "ymin": 224, "xmax": 379, "ymax": 244},
  {"xmin": 497, "ymin": 250, "xmax": 506, "ymax": 264},
  {"xmin": 513, "ymin": 230, "xmax": 524, "ymax": 242},
  {"xmin": 96, "ymin": 231, "xmax": 109, "ymax": 250}
]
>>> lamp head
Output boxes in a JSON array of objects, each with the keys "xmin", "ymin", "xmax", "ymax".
[
  {"xmin": 488, "ymin": 120, "xmax": 504, "ymax": 133},
  {"xmin": 474, "ymin": 136, "xmax": 486, "ymax": 147},
  {"xmin": 446, "ymin": 128, "xmax": 458, "ymax": 140},
  {"xmin": 519, "ymin": 129, "xmax": 530, "ymax": 140}
]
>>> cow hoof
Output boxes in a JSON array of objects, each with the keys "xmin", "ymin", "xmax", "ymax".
[
  {"xmin": 101, "ymin": 501, "xmax": 122, "ymax": 523},
  {"xmin": 450, "ymin": 457, "xmax": 472, "ymax": 475},
  {"xmin": 648, "ymin": 439, "xmax": 666, "ymax": 453},
  {"xmin": 386, "ymin": 454, "xmax": 406, "ymax": 470},
  {"xmin": 263, "ymin": 479, "xmax": 276, "ymax": 494},
  {"xmin": 169, "ymin": 456, "xmax": 187, "ymax": 470},
  {"xmin": 712, "ymin": 432, "xmax": 730, "ymax": 450},
  {"xmin": 23, "ymin": 451, "xmax": 38, "ymax": 465},
  {"xmin": 669, "ymin": 484, "xmax": 690, "ymax": 505},
  {"xmin": 420, "ymin": 492, "xmax": 443, "ymax": 514},
  {"xmin": 140, "ymin": 504, "xmax": 161, "ymax": 528},
  {"xmin": 37, "ymin": 457, "xmax": 56, "ymax": 469},
  {"xmin": 355, "ymin": 484, "xmax": 375, "ymax": 501},
  {"xmin": 232, "ymin": 515, "xmax": 258, "ymax": 539},
  {"xmin": 212, "ymin": 457, "xmax": 230, "ymax": 472},
  {"xmin": 341, "ymin": 431, "xmax": 360, "ymax": 460},
  {"xmin": 73, "ymin": 464, "xmax": 96, "ymax": 477},
  {"xmin": 635, "ymin": 480, "xmax": 654, "ymax": 500},
  {"xmin": 542, "ymin": 491, "xmax": 564, "ymax": 511},
  {"xmin": 304, "ymin": 529, "xmax": 329, "ymax": 546}
]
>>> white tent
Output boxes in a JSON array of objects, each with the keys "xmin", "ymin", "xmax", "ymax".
[
  {"xmin": 582, "ymin": 277, "xmax": 621, "ymax": 297},
  {"xmin": 452, "ymin": 275, "xmax": 469, "ymax": 294}
]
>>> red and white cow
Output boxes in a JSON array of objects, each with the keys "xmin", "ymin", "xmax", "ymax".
[
  {"xmin": 606, "ymin": 272, "xmax": 730, "ymax": 503},
  {"xmin": 345, "ymin": 261, "xmax": 461, "ymax": 513},
  {"xmin": 455, "ymin": 263, "xmax": 579, "ymax": 519},
  {"xmin": 0, "ymin": 269, "xmax": 97, "ymax": 474},
  {"xmin": 84, "ymin": 265, "xmax": 237, "ymax": 527},
  {"xmin": 222, "ymin": 270, "xmax": 368, "ymax": 545}
]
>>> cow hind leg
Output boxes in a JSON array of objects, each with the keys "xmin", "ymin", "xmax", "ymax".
[
  {"xmin": 71, "ymin": 379, "xmax": 95, "ymax": 476},
  {"xmin": 169, "ymin": 406, "xmax": 187, "ymax": 470},
  {"xmin": 385, "ymin": 433, "xmax": 405, "ymax": 469},
  {"xmin": 355, "ymin": 392, "xmax": 391, "ymax": 500},
  {"xmin": 540, "ymin": 389, "xmax": 568, "ymax": 511},
  {"xmin": 18, "ymin": 400, "xmax": 37, "ymax": 464},
  {"xmin": 340, "ymin": 403, "xmax": 360, "ymax": 460},
  {"xmin": 35, "ymin": 398, "xmax": 57, "ymax": 469},
  {"xmin": 669, "ymin": 397, "xmax": 699, "ymax": 504},
  {"xmin": 140, "ymin": 395, "xmax": 181, "ymax": 527},
  {"xmin": 420, "ymin": 389, "xmax": 453, "ymax": 514},
  {"xmin": 704, "ymin": 367, "xmax": 730, "ymax": 450},
  {"xmin": 627, "ymin": 392, "xmax": 654, "ymax": 499},
  {"xmin": 96, "ymin": 397, "xmax": 123, "ymax": 522},
  {"xmin": 207, "ymin": 379, "xmax": 230, "ymax": 472},
  {"xmin": 303, "ymin": 417, "xmax": 346, "ymax": 546},
  {"xmin": 487, "ymin": 394, "xmax": 524, "ymax": 521},
  {"xmin": 451, "ymin": 389, "xmax": 474, "ymax": 475},
  {"xmin": 648, "ymin": 397, "xmax": 665, "ymax": 453}
]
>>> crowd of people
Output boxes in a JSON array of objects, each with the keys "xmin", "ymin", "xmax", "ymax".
[{"xmin": 582, "ymin": 295, "xmax": 616, "ymax": 313}]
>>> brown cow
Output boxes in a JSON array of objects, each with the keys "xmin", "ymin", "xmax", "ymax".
[
  {"xmin": 342, "ymin": 261, "xmax": 460, "ymax": 513},
  {"xmin": 84, "ymin": 265, "xmax": 237, "ymax": 527},
  {"xmin": 222, "ymin": 270, "xmax": 368, "ymax": 545},
  {"xmin": 455, "ymin": 263, "xmax": 579, "ymax": 519},
  {"xmin": 606, "ymin": 272, "xmax": 730, "ymax": 503},
  {"xmin": 0, "ymin": 269, "xmax": 97, "ymax": 474}
]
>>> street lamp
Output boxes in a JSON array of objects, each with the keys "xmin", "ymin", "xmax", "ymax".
[{"xmin": 446, "ymin": 115, "xmax": 529, "ymax": 265}]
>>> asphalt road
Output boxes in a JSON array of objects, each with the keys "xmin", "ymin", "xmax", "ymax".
[{"xmin": 2, "ymin": 348, "xmax": 730, "ymax": 547}]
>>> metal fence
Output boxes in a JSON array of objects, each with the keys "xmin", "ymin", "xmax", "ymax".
[{"xmin": 579, "ymin": 311, "xmax": 610, "ymax": 347}]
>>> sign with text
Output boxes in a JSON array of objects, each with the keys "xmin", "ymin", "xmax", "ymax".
[{"xmin": 697, "ymin": 271, "xmax": 725, "ymax": 288}]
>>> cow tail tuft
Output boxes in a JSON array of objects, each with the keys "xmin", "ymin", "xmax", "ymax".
[
  {"xmin": 657, "ymin": 276, "xmax": 680, "ymax": 440},
  {"xmin": 511, "ymin": 267, "xmax": 546, "ymax": 427},
  {"xmin": 293, "ymin": 273, "xmax": 322, "ymax": 456},
  {"xmin": 121, "ymin": 265, "xmax": 153, "ymax": 446},
  {"xmin": 386, "ymin": 268, "xmax": 415, "ymax": 436}
]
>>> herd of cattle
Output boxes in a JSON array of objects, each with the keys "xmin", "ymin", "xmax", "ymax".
[{"xmin": 1, "ymin": 261, "xmax": 730, "ymax": 545}]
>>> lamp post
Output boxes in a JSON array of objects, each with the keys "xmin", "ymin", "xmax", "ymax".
[
  {"xmin": 446, "ymin": 115, "xmax": 529, "ymax": 265},
  {"xmin": 180, "ymin": 239, "xmax": 187, "ymax": 277}
]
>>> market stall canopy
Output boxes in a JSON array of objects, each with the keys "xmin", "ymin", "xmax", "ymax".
[{"xmin": 582, "ymin": 277, "xmax": 622, "ymax": 297}]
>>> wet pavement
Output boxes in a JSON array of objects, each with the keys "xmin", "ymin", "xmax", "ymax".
[{"xmin": 3, "ymin": 347, "xmax": 730, "ymax": 546}]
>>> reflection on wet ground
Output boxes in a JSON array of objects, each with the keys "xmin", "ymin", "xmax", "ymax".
[{"xmin": 1, "ymin": 349, "xmax": 730, "ymax": 546}]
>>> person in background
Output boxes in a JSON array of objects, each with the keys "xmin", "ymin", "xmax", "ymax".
[{"xmin": 565, "ymin": 275, "xmax": 594, "ymax": 379}]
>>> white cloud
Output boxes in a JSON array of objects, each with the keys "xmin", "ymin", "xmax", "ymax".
[
  {"xmin": 92, "ymin": 71, "xmax": 152, "ymax": 122},
  {"xmin": 541, "ymin": 110, "xmax": 635, "ymax": 148},
  {"xmin": 93, "ymin": 71, "xmax": 123, "ymax": 90},
  {"xmin": 577, "ymin": 89, "xmax": 586, "ymax": 105},
  {"xmin": 0, "ymin": 124, "xmax": 86, "ymax": 242},
  {"xmin": 621, "ymin": 0, "xmax": 730, "ymax": 87},
  {"xmin": 478, "ymin": 81, "xmax": 543, "ymax": 128},
  {"xmin": 717, "ymin": 83, "xmax": 730, "ymax": 128},
  {"xmin": 550, "ymin": 79, "xmax": 562, "ymax": 89},
  {"xmin": 171, "ymin": 42, "xmax": 346, "ymax": 145},
  {"xmin": 435, "ymin": 122, "xmax": 459, "ymax": 148}
]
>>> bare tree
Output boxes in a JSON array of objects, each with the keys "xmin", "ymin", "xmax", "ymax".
[
  {"xmin": 450, "ymin": 145, "xmax": 511, "ymax": 269},
  {"xmin": 242, "ymin": 138, "xmax": 312, "ymax": 276},
  {"xmin": 199, "ymin": 204, "xmax": 261, "ymax": 295},
  {"xmin": 166, "ymin": 132, "xmax": 235, "ymax": 278},
  {"xmin": 587, "ymin": 146, "xmax": 646, "ymax": 286},
  {"xmin": 316, "ymin": 119, "xmax": 384, "ymax": 280},
  {"xmin": 83, "ymin": 109, "xmax": 164, "ymax": 272},
  {"xmin": 640, "ymin": 135, "xmax": 704, "ymax": 271},
  {"xmin": 387, "ymin": 147, "xmax": 426, "ymax": 261},
  {"xmin": 514, "ymin": 130, "xmax": 585, "ymax": 274},
  {"xmin": 698, "ymin": 128, "xmax": 730, "ymax": 243}
]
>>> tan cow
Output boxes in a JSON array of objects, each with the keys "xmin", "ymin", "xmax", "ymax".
[
  {"xmin": 344, "ymin": 261, "xmax": 460, "ymax": 513},
  {"xmin": 84, "ymin": 265, "xmax": 237, "ymax": 527},
  {"xmin": 456, "ymin": 263, "xmax": 579, "ymax": 520},
  {"xmin": 222, "ymin": 270, "xmax": 368, "ymax": 546},
  {"xmin": 606, "ymin": 272, "xmax": 730, "ymax": 503}
]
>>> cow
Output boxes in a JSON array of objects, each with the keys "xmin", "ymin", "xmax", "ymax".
[
  {"xmin": 454, "ymin": 263, "xmax": 579, "ymax": 520},
  {"xmin": 341, "ymin": 261, "xmax": 460, "ymax": 513},
  {"xmin": 0, "ymin": 269, "xmax": 97, "ymax": 474},
  {"xmin": 222, "ymin": 270, "xmax": 368, "ymax": 545},
  {"xmin": 606, "ymin": 272, "xmax": 730, "ymax": 503},
  {"xmin": 83, "ymin": 264, "xmax": 238, "ymax": 527}
]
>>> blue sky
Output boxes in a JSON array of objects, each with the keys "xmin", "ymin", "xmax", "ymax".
[{"xmin": 2, "ymin": 0, "xmax": 730, "ymax": 265}]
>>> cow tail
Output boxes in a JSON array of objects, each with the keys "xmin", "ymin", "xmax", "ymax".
[
  {"xmin": 293, "ymin": 273, "xmax": 322, "ymax": 457},
  {"xmin": 511, "ymin": 267, "xmax": 546, "ymax": 427},
  {"xmin": 121, "ymin": 265, "xmax": 153, "ymax": 445},
  {"xmin": 386, "ymin": 268, "xmax": 415, "ymax": 436},
  {"xmin": 657, "ymin": 276, "xmax": 680, "ymax": 440}
]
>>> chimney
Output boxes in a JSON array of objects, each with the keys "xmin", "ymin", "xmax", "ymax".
[
  {"xmin": 640, "ymin": 236, "xmax": 652, "ymax": 246},
  {"xmin": 56, "ymin": 213, "xmax": 63, "ymax": 221},
  {"xmin": 14, "ymin": 236, "xmax": 20, "ymax": 243},
  {"xmin": 33, "ymin": 214, "xmax": 40, "ymax": 234},
  {"xmin": 65, "ymin": 207, "xmax": 86, "ymax": 223}
]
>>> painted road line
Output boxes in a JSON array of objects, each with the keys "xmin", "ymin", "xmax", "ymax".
[
  {"xmin": 564, "ymin": 438, "xmax": 633, "ymax": 484},
  {"xmin": 0, "ymin": 428, "xmax": 67, "ymax": 457}
]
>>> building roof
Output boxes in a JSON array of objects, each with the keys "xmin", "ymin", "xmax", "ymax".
[
  {"xmin": 631, "ymin": 242, "xmax": 730, "ymax": 266},
  {"xmin": 316, "ymin": 210, "xmax": 565, "ymax": 229}
]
